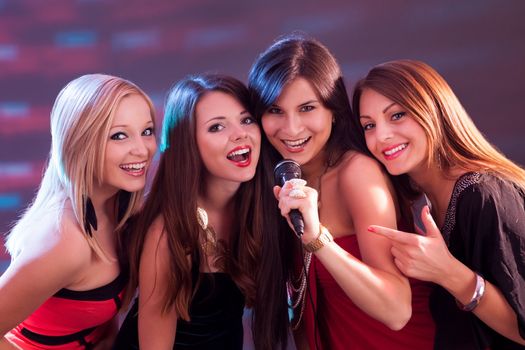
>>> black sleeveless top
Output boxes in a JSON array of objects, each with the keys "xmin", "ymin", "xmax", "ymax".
[{"xmin": 113, "ymin": 272, "xmax": 245, "ymax": 349}]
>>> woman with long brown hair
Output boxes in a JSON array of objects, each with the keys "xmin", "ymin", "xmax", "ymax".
[
  {"xmin": 114, "ymin": 73, "xmax": 265, "ymax": 349},
  {"xmin": 353, "ymin": 59, "xmax": 525, "ymax": 349},
  {"xmin": 249, "ymin": 34, "xmax": 435, "ymax": 350}
]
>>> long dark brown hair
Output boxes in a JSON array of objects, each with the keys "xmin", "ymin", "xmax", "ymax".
[
  {"xmin": 247, "ymin": 33, "xmax": 369, "ymax": 350},
  {"xmin": 124, "ymin": 74, "xmax": 264, "ymax": 322}
]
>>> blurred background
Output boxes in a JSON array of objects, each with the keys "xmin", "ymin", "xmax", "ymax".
[{"xmin": 1, "ymin": 0, "xmax": 524, "ymax": 278}]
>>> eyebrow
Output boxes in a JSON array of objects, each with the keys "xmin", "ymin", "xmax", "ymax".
[
  {"xmin": 359, "ymin": 102, "xmax": 397, "ymax": 120},
  {"xmin": 111, "ymin": 120, "xmax": 154, "ymax": 129},
  {"xmin": 271, "ymin": 100, "xmax": 319, "ymax": 108},
  {"xmin": 299, "ymin": 99, "xmax": 318, "ymax": 106},
  {"xmin": 382, "ymin": 102, "xmax": 396, "ymax": 114},
  {"xmin": 204, "ymin": 110, "xmax": 249, "ymax": 123}
]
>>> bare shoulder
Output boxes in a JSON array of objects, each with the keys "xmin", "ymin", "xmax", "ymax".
[
  {"xmin": 15, "ymin": 209, "xmax": 90, "ymax": 276},
  {"xmin": 337, "ymin": 151, "xmax": 390, "ymax": 190},
  {"xmin": 144, "ymin": 215, "xmax": 167, "ymax": 247},
  {"xmin": 0, "ymin": 211, "xmax": 90, "ymax": 330},
  {"xmin": 141, "ymin": 215, "xmax": 170, "ymax": 259},
  {"xmin": 53, "ymin": 208, "xmax": 93, "ymax": 269}
]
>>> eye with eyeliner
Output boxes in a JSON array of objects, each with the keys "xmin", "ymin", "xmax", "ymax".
[
  {"xmin": 242, "ymin": 115, "xmax": 256, "ymax": 125},
  {"xmin": 362, "ymin": 122, "xmax": 375, "ymax": 131},
  {"xmin": 110, "ymin": 131, "xmax": 127, "ymax": 140},
  {"xmin": 391, "ymin": 111, "xmax": 406, "ymax": 121},
  {"xmin": 110, "ymin": 125, "xmax": 155, "ymax": 140},
  {"xmin": 208, "ymin": 123, "xmax": 224, "ymax": 133},
  {"xmin": 266, "ymin": 106, "xmax": 282, "ymax": 115},
  {"xmin": 299, "ymin": 105, "xmax": 315, "ymax": 112},
  {"xmin": 143, "ymin": 127, "xmax": 155, "ymax": 136}
]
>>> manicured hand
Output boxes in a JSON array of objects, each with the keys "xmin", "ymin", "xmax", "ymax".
[{"xmin": 368, "ymin": 206, "xmax": 456, "ymax": 284}]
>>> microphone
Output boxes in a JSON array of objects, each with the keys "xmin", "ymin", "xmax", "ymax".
[{"xmin": 274, "ymin": 159, "xmax": 305, "ymax": 236}]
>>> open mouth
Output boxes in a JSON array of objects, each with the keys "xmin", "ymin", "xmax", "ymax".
[
  {"xmin": 282, "ymin": 136, "xmax": 311, "ymax": 150},
  {"xmin": 120, "ymin": 161, "xmax": 147, "ymax": 175},
  {"xmin": 227, "ymin": 147, "xmax": 252, "ymax": 166}
]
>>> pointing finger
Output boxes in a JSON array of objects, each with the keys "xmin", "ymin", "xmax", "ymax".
[{"xmin": 368, "ymin": 225, "xmax": 419, "ymax": 245}]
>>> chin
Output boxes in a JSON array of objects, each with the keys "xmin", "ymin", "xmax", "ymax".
[
  {"xmin": 236, "ymin": 171, "xmax": 256, "ymax": 183},
  {"xmin": 384, "ymin": 166, "xmax": 407, "ymax": 176},
  {"xmin": 280, "ymin": 153, "xmax": 307, "ymax": 165},
  {"xmin": 121, "ymin": 181, "xmax": 146, "ymax": 193}
]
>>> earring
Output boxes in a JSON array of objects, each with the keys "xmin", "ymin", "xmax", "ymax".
[
  {"xmin": 84, "ymin": 197, "xmax": 98, "ymax": 237},
  {"xmin": 117, "ymin": 191, "xmax": 131, "ymax": 222}
]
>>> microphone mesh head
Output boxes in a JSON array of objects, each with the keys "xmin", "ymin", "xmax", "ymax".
[{"xmin": 273, "ymin": 159, "xmax": 301, "ymax": 186}]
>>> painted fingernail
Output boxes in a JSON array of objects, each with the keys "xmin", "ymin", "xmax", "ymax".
[{"xmin": 367, "ymin": 226, "xmax": 375, "ymax": 233}]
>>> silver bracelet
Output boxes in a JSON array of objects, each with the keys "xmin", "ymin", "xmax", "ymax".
[{"xmin": 456, "ymin": 273, "xmax": 485, "ymax": 312}]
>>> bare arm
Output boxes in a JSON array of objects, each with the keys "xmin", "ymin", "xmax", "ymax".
[
  {"xmin": 442, "ymin": 261, "xmax": 525, "ymax": 345},
  {"xmin": 372, "ymin": 206, "xmax": 525, "ymax": 345},
  {"xmin": 138, "ymin": 217, "xmax": 178, "ymax": 350},
  {"xmin": 317, "ymin": 154, "xmax": 410, "ymax": 329},
  {"xmin": 276, "ymin": 154, "xmax": 411, "ymax": 330},
  {"xmin": 0, "ymin": 226, "xmax": 87, "ymax": 340}
]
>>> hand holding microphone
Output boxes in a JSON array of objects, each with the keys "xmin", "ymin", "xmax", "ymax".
[{"xmin": 273, "ymin": 159, "xmax": 320, "ymax": 239}]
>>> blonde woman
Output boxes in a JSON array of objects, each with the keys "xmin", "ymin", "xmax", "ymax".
[
  {"xmin": 0, "ymin": 74, "xmax": 157, "ymax": 350},
  {"xmin": 353, "ymin": 59, "xmax": 525, "ymax": 349}
]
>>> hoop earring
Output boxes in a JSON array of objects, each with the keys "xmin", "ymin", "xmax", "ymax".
[{"xmin": 84, "ymin": 197, "xmax": 98, "ymax": 237}]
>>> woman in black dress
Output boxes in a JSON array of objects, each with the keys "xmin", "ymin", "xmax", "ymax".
[
  {"xmin": 114, "ymin": 74, "xmax": 266, "ymax": 349},
  {"xmin": 352, "ymin": 59, "xmax": 525, "ymax": 349}
]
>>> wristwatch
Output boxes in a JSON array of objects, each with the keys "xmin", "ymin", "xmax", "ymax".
[{"xmin": 303, "ymin": 224, "xmax": 333, "ymax": 253}]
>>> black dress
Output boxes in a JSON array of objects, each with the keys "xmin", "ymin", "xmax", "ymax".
[
  {"xmin": 113, "ymin": 272, "xmax": 245, "ymax": 350},
  {"xmin": 430, "ymin": 172, "xmax": 525, "ymax": 349}
]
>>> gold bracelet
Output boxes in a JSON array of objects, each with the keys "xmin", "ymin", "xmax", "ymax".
[{"xmin": 303, "ymin": 224, "xmax": 333, "ymax": 253}]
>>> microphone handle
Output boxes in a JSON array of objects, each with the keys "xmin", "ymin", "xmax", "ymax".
[{"xmin": 289, "ymin": 209, "xmax": 304, "ymax": 236}]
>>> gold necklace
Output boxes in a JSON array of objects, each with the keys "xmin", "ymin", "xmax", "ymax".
[{"xmin": 196, "ymin": 207, "xmax": 218, "ymax": 255}]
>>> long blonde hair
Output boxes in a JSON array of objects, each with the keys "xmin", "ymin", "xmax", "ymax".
[
  {"xmin": 352, "ymin": 59, "xmax": 525, "ymax": 192},
  {"xmin": 6, "ymin": 74, "xmax": 155, "ymax": 259}
]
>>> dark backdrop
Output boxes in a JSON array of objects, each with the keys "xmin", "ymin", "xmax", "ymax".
[{"xmin": 1, "ymin": 0, "xmax": 524, "ymax": 266}]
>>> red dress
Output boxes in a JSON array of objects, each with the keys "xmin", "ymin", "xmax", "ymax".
[
  {"xmin": 6, "ymin": 273, "xmax": 126, "ymax": 349},
  {"xmin": 303, "ymin": 234, "xmax": 435, "ymax": 349}
]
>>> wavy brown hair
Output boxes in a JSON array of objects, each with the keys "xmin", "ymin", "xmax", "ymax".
[
  {"xmin": 124, "ymin": 74, "xmax": 263, "ymax": 322},
  {"xmin": 351, "ymin": 59, "xmax": 525, "ymax": 195}
]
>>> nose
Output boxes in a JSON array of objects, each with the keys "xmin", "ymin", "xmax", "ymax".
[
  {"xmin": 283, "ymin": 114, "xmax": 303, "ymax": 136},
  {"xmin": 376, "ymin": 122, "xmax": 393, "ymax": 143},
  {"xmin": 130, "ymin": 136, "xmax": 149, "ymax": 157},
  {"xmin": 230, "ymin": 124, "xmax": 248, "ymax": 142}
]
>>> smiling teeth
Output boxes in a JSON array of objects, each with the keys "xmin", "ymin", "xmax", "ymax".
[
  {"xmin": 384, "ymin": 144, "xmax": 407, "ymax": 156},
  {"xmin": 227, "ymin": 148, "xmax": 250, "ymax": 157},
  {"xmin": 284, "ymin": 137, "xmax": 310, "ymax": 147},
  {"xmin": 120, "ymin": 162, "xmax": 146, "ymax": 170}
]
